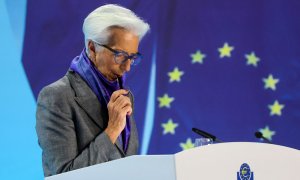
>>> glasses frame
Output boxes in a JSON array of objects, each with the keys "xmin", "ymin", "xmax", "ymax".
[{"xmin": 93, "ymin": 41, "xmax": 142, "ymax": 66}]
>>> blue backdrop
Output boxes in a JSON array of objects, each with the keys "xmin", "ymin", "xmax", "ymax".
[{"xmin": 1, "ymin": 0, "xmax": 300, "ymax": 179}]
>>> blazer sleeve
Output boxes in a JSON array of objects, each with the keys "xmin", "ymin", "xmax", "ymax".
[{"xmin": 36, "ymin": 84, "xmax": 120, "ymax": 176}]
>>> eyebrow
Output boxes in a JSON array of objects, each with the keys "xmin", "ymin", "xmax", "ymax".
[{"xmin": 114, "ymin": 48, "xmax": 139, "ymax": 55}]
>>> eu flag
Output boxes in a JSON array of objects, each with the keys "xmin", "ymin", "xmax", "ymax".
[{"xmin": 22, "ymin": 0, "xmax": 300, "ymax": 155}]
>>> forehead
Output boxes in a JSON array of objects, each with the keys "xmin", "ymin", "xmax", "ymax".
[{"xmin": 108, "ymin": 28, "xmax": 139, "ymax": 53}]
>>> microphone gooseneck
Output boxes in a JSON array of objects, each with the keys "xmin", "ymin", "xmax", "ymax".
[{"xmin": 192, "ymin": 127, "xmax": 222, "ymax": 143}]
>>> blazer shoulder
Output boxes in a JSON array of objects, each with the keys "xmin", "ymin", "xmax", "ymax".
[
  {"xmin": 37, "ymin": 73, "xmax": 76, "ymax": 109},
  {"xmin": 39, "ymin": 75, "xmax": 72, "ymax": 97}
]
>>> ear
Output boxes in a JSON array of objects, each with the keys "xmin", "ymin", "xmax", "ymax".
[{"xmin": 87, "ymin": 41, "xmax": 96, "ymax": 62}]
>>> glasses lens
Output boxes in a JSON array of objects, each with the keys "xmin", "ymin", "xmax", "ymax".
[
  {"xmin": 114, "ymin": 52, "xmax": 126, "ymax": 64},
  {"xmin": 113, "ymin": 51, "xmax": 142, "ymax": 65}
]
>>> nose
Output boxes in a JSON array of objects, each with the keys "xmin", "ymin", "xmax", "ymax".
[{"xmin": 122, "ymin": 59, "xmax": 131, "ymax": 72}]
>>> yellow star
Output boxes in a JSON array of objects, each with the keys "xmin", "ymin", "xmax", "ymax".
[
  {"xmin": 259, "ymin": 126, "xmax": 276, "ymax": 141},
  {"xmin": 180, "ymin": 138, "xmax": 195, "ymax": 150},
  {"xmin": 161, "ymin": 119, "xmax": 178, "ymax": 135},
  {"xmin": 268, "ymin": 100, "xmax": 284, "ymax": 116},
  {"xmin": 263, "ymin": 74, "xmax": 279, "ymax": 91},
  {"xmin": 245, "ymin": 52, "xmax": 260, "ymax": 67},
  {"xmin": 168, "ymin": 67, "xmax": 184, "ymax": 83},
  {"xmin": 218, "ymin": 42, "xmax": 234, "ymax": 58},
  {"xmin": 157, "ymin": 94, "xmax": 174, "ymax": 108},
  {"xmin": 190, "ymin": 50, "xmax": 206, "ymax": 64}
]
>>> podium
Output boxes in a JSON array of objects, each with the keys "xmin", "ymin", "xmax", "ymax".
[{"xmin": 46, "ymin": 142, "xmax": 300, "ymax": 180}]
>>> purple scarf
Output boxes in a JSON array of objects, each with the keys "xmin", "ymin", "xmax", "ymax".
[{"xmin": 70, "ymin": 49, "xmax": 131, "ymax": 152}]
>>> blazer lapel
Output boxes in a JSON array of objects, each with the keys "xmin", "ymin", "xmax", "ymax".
[
  {"xmin": 115, "ymin": 139, "xmax": 125, "ymax": 156},
  {"xmin": 67, "ymin": 70, "xmax": 107, "ymax": 129},
  {"xmin": 67, "ymin": 70, "xmax": 127, "ymax": 156},
  {"xmin": 124, "ymin": 118, "xmax": 138, "ymax": 156}
]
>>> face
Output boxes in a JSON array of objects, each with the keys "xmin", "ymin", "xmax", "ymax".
[{"xmin": 88, "ymin": 29, "xmax": 140, "ymax": 81}]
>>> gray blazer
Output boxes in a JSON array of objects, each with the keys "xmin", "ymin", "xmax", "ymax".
[{"xmin": 36, "ymin": 70, "xmax": 139, "ymax": 177}]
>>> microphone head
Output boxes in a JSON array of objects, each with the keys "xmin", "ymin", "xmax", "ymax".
[{"xmin": 255, "ymin": 131, "xmax": 263, "ymax": 138}]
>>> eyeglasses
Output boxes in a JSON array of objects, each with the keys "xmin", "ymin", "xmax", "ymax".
[{"xmin": 93, "ymin": 41, "xmax": 142, "ymax": 66}]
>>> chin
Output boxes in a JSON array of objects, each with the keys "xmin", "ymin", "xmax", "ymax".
[
  {"xmin": 110, "ymin": 73, "xmax": 120, "ymax": 80},
  {"xmin": 115, "ymin": 72, "xmax": 124, "ymax": 78}
]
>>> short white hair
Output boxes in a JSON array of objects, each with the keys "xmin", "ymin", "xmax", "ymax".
[{"xmin": 83, "ymin": 4, "xmax": 150, "ymax": 49}]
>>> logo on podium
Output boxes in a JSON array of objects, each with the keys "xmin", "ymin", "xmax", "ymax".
[{"xmin": 237, "ymin": 163, "xmax": 254, "ymax": 180}]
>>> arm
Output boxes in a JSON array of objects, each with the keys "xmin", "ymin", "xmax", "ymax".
[{"xmin": 36, "ymin": 85, "xmax": 120, "ymax": 176}]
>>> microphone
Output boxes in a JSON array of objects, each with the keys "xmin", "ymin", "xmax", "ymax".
[
  {"xmin": 254, "ymin": 131, "xmax": 271, "ymax": 143},
  {"xmin": 192, "ymin": 127, "xmax": 222, "ymax": 143},
  {"xmin": 118, "ymin": 77, "xmax": 124, "ymax": 89}
]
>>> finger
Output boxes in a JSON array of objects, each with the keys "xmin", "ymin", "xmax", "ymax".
[
  {"xmin": 122, "ymin": 105, "xmax": 133, "ymax": 116},
  {"xmin": 114, "ymin": 95, "xmax": 131, "ymax": 109},
  {"xmin": 110, "ymin": 89, "xmax": 129, "ymax": 102}
]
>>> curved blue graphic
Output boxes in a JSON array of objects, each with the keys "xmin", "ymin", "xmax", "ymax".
[
  {"xmin": 0, "ymin": 0, "xmax": 43, "ymax": 179},
  {"xmin": 141, "ymin": 40, "xmax": 157, "ymax": 154}
]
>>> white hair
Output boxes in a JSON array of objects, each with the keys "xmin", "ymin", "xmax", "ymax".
[{"xmin": 83, "ymin": 4, "xmax": 150, "ymax": 50}]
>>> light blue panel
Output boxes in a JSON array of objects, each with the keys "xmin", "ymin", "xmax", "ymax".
[
  {"xmin": 141, "ymin": 41, "xmax": 157, "ymax": 155},
  {"xmin": 0, "ymin": 0, "xmax": 43, "ymax": 179}
]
